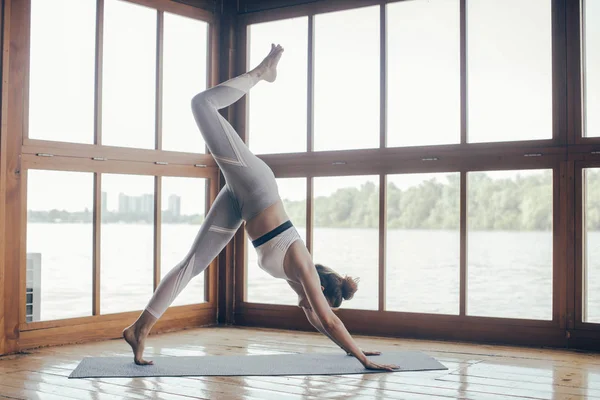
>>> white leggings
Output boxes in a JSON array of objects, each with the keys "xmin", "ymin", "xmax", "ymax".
[{"xmin": 144, "ymin": 73, "xmax": 280, "ymax": 318}]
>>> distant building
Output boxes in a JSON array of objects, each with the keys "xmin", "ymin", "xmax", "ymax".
[
  {"xmin": 133, "ymin": 196, "xmax": 143, "ymax": 213},
  {"xmin": 168, "ymin": 195, "xmax": 181, "ymax": 217},
  {"xmin": 117, "ymin": 192, "xmax": 154, "ymax": 214},
  {"xmin": 118, "ymin": 193, "xmax": 130, "ymax": 213},
  {"xmin": 141, "ymin": 194, "xmax": 154, "ymax": 214},
  {"xmin": 101, "ymin": 191, "xmax": 108, "ymax": 214}
]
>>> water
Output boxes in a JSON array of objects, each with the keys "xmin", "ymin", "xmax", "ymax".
[
  {"xmin": 26, "ymin": 223, "xmax": 205, "ymax": 321},
  {"xmin": 25, "ymin": 223, "xmax": 600, "ymax": 323}
]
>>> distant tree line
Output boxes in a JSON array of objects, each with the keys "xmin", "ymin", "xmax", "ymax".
[
  {"xmin": 283, "ymin": 170, "xmax": 559, "ymax": 231},
  {"xmin": 27, "ymin": 170, "xmax": 600, "ymax": 231}
]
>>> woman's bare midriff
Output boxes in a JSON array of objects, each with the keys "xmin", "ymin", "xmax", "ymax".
[{"xmin": 244, "ymin": 199, "xmax": 290, "ymax": 241}]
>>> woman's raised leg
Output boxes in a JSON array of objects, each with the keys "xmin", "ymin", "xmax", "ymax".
[{"xmin": 190, "ymin": 44, "xmax": 283, "ymax": 174}]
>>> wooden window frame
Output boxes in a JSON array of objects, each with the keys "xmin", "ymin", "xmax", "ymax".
[
  {"xmin": 0, "ymin": 0, "xmax": 221, "ymax": 353},
  {"xmin": 231, "ymin": 0, "xmax": 600, "ymax": 350}
]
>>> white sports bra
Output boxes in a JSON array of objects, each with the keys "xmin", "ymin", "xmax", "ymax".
[{"xmin": 255, "ymin": 227, "xmax": 302, "ymax": 280}]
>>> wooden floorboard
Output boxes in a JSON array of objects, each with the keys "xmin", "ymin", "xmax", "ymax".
[{"xmin": 0, "ymin": 326, "xmax": 598, "ymax": 399}]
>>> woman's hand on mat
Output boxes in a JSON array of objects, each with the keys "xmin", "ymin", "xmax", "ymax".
[
  {"xmin": 347, "ymin": 349, "xmax": 381, "ymax": 356},
  {"xmin": 362, "ymin": 359, "xmax": 400, "ymax": 371}
]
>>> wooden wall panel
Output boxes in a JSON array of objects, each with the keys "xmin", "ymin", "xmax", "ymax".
[
  {"xmin": 0, "ymin": 0, "xmax": 28, "ymax": 356},
  {"xmin": 0, "ymin": 0, "xmax": 6, "ymax": 356}
]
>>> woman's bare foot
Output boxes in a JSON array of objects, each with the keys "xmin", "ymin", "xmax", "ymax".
[
  {"xmin": 123, "ymin": 320, "xmax": 154, "ymax": 365},
  {"xmin": 252, "ymin": 43, "xmax": 284, "ymax": 83}
]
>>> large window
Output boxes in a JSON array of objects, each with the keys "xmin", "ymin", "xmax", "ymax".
[
  {"xmin": 102, "ymin": 0, "xmax": 157, "ymax": 149},
  {"xmin": 28, "ymin": 0, "xmax": 96, "ymax": 143},
  {"xmin": 467, "ymin": 0, "xmax": 552, "ymax": 143},
  {"xmin": 467, "ymin": 170, "xmax": 553, "ymax": 320},
  {"xmin": 387, "ymin": 1, "xmax": 460, "ymax": 147},
  {"xmin": 242, "ymin": 2, "xmax": 557, "ymax": 320},
  {"xmin": 248, "ymin": 18, "xmax": 308, "ymax": 154},
  {"xmin": 584, "ymin": 0, "xmax": 600, "ymax": 138},
  {"xmin": 17, "ymin": 0, "xmax": 600, "ymax": 351},
  {"xmin": 26, "ymin": 170, "xmax": 94, "ymax": 321},
  {"xmin": 313, "ymin": 6, "xmax": 380, "ymax": 151},
  {"xmin": 162, "ymin": 13, "xmax": 209, "ymax": 153},
  {"xmin": 386, "ymin": 173, "xmax": 460, "ymax": 314},
  {"xmin": 23, "ymin": 0, "xmax": 213, "ymax": 328}
]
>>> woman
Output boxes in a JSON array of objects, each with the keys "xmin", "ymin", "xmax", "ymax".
[{"xmin": 123, "ymin": 44, "xmax": 398, "ymax": 372}]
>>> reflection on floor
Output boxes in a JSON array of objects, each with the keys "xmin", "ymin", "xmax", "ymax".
[{"xmin": 0, "ymin": 326, "xmax": 598, "ymax": 399}]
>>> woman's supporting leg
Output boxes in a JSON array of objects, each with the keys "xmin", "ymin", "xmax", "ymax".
[{"xmin": 123, "ymin": 186, "xmax": 242, "ymax": 365}]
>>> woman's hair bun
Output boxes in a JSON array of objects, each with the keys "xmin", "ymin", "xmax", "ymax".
[{"xmin": 341, "ymin": 276, "xmax": 359, "ymax": 300}]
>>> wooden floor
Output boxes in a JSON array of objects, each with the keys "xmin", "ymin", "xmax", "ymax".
[{"xmin": 0, "ymin": 326, "xmax": 599, "ymax": 399}]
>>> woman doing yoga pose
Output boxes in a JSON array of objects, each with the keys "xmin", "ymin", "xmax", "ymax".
[{"xmin": 123, "ymin": 44, "xmax": 398, "ymax": 372}]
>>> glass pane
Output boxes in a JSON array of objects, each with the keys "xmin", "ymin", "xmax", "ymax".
[
  {"xmin": 313, "ymin": 176, "xmax": 379, "ymax": 310},
  {"xmin": 162, "ymin": 13, "xmax": 208, "ymax": 153},
  {"xmin": 102, "ymin": 0, "xmax": 156, "ymax": 149},
  {"xmin": 314, "ymin": 7, "xmax": 379, "ymax": 151},
  {"xmin": 161, "ymin": 177, "xmax": 207, "ymax": 306},
  {"xmin": 26, "ymin": 170, "xmax": 93, "ymax": 321},
  {"xmin": 386, "ymin": 173, "xmax": 460, "ymax": 314},
  {"xmin": 584, "ymin": 169, "xmax": 600, "ymax": 323},
  {"xmin": 248, "ymin": 18, "xmax": 308, "ymax": 154},
  {"xmin": 387, "ymin": 1, "xmax": 460, "ymax": 147},
  {"xmin": 467, "ymin": 0, "xmax": 552, "ymax": 143},
  {"xmin": 247, "ymin": 178, "xmax": 306, "ymax": 305},
  {"xmin": 29, "ymin": 0, "xmax": 96, "ymax": 143},
  {"xmin": 584, "ymin": 0, "xmax": 600, "ymax": 137},
  {"xmin": 467, "ymin": 170, "xmax": 553, "ymax": 320},
  {"xmin": 101, "ymin": 174, "xmax": 154, "ymax": 314}
]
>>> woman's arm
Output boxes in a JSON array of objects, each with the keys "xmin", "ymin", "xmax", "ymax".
[
  {"xmin": 295, "ymin": 262, "xmax": 397, "ymax": 371},
  {"xmin": 286, "ymin": 281, "xmax": 343, "ymax": 349},
  {"xmin": 302, "ymin": 307, "xmax": 347, "ymax": 352},
  {"xmin": 287, "ymin": 281, "xmax": 378, "ymax": 357},
  {"xmin": 302, "ymin": 307, "xmax": 382, "ymax": 356}
]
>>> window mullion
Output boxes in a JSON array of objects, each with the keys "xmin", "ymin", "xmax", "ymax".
[
  {"xmin": 155, "ymin": 10, "xmax": 164, "ymax": 151},
  {"xmin": 306, "ymin": 15, "xmax": 315, "ymax": 253},
  {"xmin": 378, "ymin": 4, "xmax": 386, "ymax": 312},
  {"xmin": 95, "ymin": 0, "xmax": 104, "ymax": 147},
  {"xmin": 459, "ymin": 0, "xmax": 468, "ymax": 317},
  {"xmin": 460, "ymin": 170, "xmax": 467, "ymax": 317},
  {"xmin": 154, "ymin": 176, "xmax": 162, "ymax": 291},
  {"xmin": 93, "ymin": 173, "xmax": 102, "ymax": 315},
  {"xmin": 92, "ymin": 0, "xmax": 105, "ymax": 316},
  {"xmin": 378, "ymin": 174, "xmax": 386, "ymax": 312},
  {"xmin": 460, "ymin": 0, "xmax": 467, "ymax": 145},
  {"xmin": 307, "ymin": 14, "xmax": 314, "ymax": 153},
  {"xmin": 153, "ymin": 10, "xmax": 164, "ymax": 292}
]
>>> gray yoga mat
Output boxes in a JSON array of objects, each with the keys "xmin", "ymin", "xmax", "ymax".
[{"xmin": 69, "ymin": 351, "xmax": 446, "ymax": 379}]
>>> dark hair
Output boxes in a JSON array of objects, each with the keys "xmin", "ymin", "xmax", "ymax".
[{"xmin": 315, "ymin": 264, "xmax": 359, "ymax": 308}]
